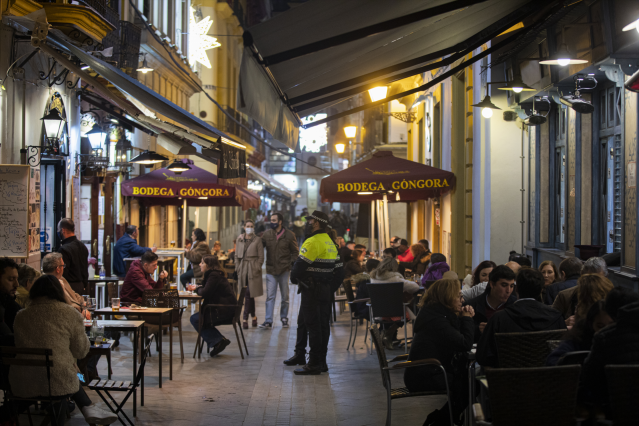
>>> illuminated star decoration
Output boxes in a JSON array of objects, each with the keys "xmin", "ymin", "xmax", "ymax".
[{"xmin": 189, "ymin": 7, "xmax": 221, "ymax": 69}]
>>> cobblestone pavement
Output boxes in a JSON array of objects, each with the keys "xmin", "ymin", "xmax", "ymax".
[{"xmin": 59, "ymin": 287, "xmax": 442, "ymax": 425}]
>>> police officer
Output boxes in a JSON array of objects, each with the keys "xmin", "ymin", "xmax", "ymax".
[{"xmin": 286, "ymin": 211, "xmax": 344, "ymax": 375}]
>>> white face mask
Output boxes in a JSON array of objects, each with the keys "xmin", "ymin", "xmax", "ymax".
[{"xmin": 245, "ymin": 227, "xmax": 254, "ymax": 235}]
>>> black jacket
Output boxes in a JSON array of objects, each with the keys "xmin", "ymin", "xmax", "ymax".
[
  {"xmin": 196, "ymin": 269, "xmax": 236, "ymax": 324},
  {"xmin": 581, "ymin": 301, "xmax": 639, "ymax": 403},
  {"xmin": 59, "ymin": 236, "xmax": 89, "ymax": 287},
  {"xmin": 399, "ymin": 251, "xmax": 431, "ymax": 276},
  {"xmin": 465, "ymin": 291, "xmax": 518, "ymax": 343},
  {"xmin": 0, "ymin": 293, "xmax": 21, "ymax": 333},
  {"xmin": 544, "ymin": 275, "xmax": 580, "ymax": 305},
  {"xmin": 344, "ymin": 259, "xmax": 364, "ymax": 279},
  {"xmin": 404, "ymin": 303, "xmax": 474, "ymax": 391},
  {"xmin": 476, "ymin": 300, "xmax": 566, "ymax": 368}
]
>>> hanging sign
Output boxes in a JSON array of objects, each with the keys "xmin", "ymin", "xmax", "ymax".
[{"xmin": 0, "ymin": 165, "xmax": 29, "ymax": 258}]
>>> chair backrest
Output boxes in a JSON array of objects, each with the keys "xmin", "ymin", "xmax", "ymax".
[
  {"xmin": 369, "ymin": 326, "xmax": 391, "ymax": 390},
  {"xmin": 495, "ymin": 329, "xmax": 567, "ymax": 368},
  {"xmin": 546, "ymin": 339, "xmax": 562, "ymax": 353},
  {"xmin": 557, "ymin": 350, "xmax": 590, "ymax": 366},
  {"xmin": 0, "ymin": 347, "xmax": 55, "ymax": 397},
  {"xmin": 485, "ymin": 365, "xmax": 581, "ymax": 426},
  {"xmin": 234, "ymin": 286, "xmax": 247, "ymax": 323},
  {"xmin": 342, "ymin": 280, "xmax": 355, "ymax": 302},
  {"xmin": 606, "ymin": 365, "xmax": 639, "ymax": 426},
  {"xmin": 367, "ymin": 282, "xmax": 405, "ymax": 318},
  {"xmin": 143, "ymin": 289, "xmax": 179, "ymax": 309},
  {"xmin": 134, "ymin": 335, "xmax": 155, "ymax": 386}
]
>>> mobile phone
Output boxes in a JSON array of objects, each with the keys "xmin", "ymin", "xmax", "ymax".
[{"xmin": 77, "ymin": 372, "xmax": 85, "ymax": 382}]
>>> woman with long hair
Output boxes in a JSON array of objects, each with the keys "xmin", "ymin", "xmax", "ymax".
[
  {"xmin": 407, "ymin": 279, "xmax": 475, "ymax": 426},
  {"xmin": 236, "ymin": 220, "xmax": 264, "ymax": 329},
  {"xmin": 181, "ymin": 228, "xmax": 211, "ymax": 289},
  {"xmin": 189, "ymin": 255, "xmax": 237, "ymax": 357},
  {"xmin": 400, "ymin": 243, "xmax": 432, "ymax": 276}
]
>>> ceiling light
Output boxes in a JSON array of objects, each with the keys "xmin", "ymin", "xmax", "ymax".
[
  {"xmin": 357, "ymin": 192, "xmax": 373, "ymax": 195},
  {"xmin": 167, "ymin": 159, "xmax": 192, "ymax": 174},
  {"xmin": 472, "ymin": 95, "xmax": 501, "ymax": 119},
  {"xmin": 368, "ymin": 86, "xmax": 388, "ymax": 102},
  {"xmin": 129, "ymin": 150, "xmax": 168, "ymax": 164},
  {"xmin": 622, "ymin": 18, "xmax": 639, "ymax": 34},
  {"xmin": 560, "ymin": 94, "xmax": 594, "ymax": 114},
  {"xmin": 539, "ymin": 43, "xmax": 587, "ymax": 66},
  {"xmin": 343, "ymin": 126, "xmax": 357, "ymax": 138},
  {"xmin": 136, "ymin": 55, "xmax": 154, "ymax": 73},
  {"xmin": 335, "ymin": 143, "xmax": 346, "ymax": 154},
  {"xmin": 498, "ymin": 75, "xmax": 535, "ymax": 93}
]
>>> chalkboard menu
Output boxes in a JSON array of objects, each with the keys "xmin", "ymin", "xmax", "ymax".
[{"xmin": 0, "ymin": 166, "xmax": 29, "ymax": 258}]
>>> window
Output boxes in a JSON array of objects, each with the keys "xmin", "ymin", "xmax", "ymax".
[{"xmin": 268, "ymin": 151, "xmax": 296, "ymax": 173}]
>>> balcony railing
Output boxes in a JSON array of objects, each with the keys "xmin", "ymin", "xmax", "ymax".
[
  {"xmin": 78, "ymin": 0, "xmax": 119, "ymax": 29},
  {"xmin": 101, "ymin": 21, "xmax": 142, "ymax": 78}
]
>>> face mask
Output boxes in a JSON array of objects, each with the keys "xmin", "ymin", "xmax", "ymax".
[
  {"xmin": 304, "ymin": 222, "xmax": 314, "ymax": 236},
  {"xmin": 270, "ymin": 222, "xmax": 279, "ymax": 230},
  {"xmin": 245, "ymin": 228, "xmax": 254, "ymax": 235}
]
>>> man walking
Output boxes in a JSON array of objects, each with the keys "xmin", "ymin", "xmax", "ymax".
[
  {"xmin": 58, "ymin": 218, "xmax": 88, "ymax": 295},
  {"xmin": 113, "ymin": 225, "xmax": 156, "ymax": 279},
  {"xmin": 259, "ymin": 213, "xmax": 299, "ymax": 329}
]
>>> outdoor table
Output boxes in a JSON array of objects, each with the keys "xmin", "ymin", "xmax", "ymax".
[
  {"xmin": 85, "ymin": 320, "xmax": 145, "ymax": 413},
  {"xmin": 95, "ymin": 307, "xmax": 173, "ymax": 388},
  {"xmin": 88, "ymin": 276, "xmax": 121, "ymax": 308},
  {"xmin": 155, "ymin": 249, "xmax": 187, "ymax": 279},
  {"xmin": 88, "ymin": 339, "xmax": 114, "ymax": 380},
  {"xmin": 179, "ymin": 292, "xmax": 204, "ymax": 354}
]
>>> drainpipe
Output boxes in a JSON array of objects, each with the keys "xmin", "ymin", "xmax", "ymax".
[{"xmin": 520, "ymin": 125, "xmax": 526, "ymax": 255}]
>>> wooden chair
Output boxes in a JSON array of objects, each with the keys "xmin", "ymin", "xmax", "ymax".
[
  {"xmin": 495, "ymin": 329, "xmax": 567, "ymax": 368},
  {"xmin": 0, "ymin": 347, "xmax": 65, "ymax": 426},
  {"xmin": 605, "ymin": 365, "xmax": 639, "ymax": 426},
  {"xmin": 194, "ymin": 286, "xmax": 249, "ymax": 359},
  {"xmin": 341, "ymin": 279, "xmax": 370, "ymax": 350},
  {"xmin": 88, "ymin": 335, "xmax": 155, "ymax": 426},
  {"xmin": 370, "ymin": 327, "xmax": 453, "ymax": 426},
  {"xmin": 142, "ymin": 289, "xmax": 186, "ymax": 362},
  {"xmin": 478, "ymin": 365, "xmax": 581, "ymax": 426}
]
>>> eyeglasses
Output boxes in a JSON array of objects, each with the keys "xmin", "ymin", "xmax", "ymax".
[{"xmin": 58, "ymin": 263, "xmax": 65, "ymax": 269}]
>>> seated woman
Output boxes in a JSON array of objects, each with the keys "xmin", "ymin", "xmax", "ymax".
[
  {"xmin": 9, "ymin": 275, "xmax": 116, "ymax": 425},
  {"xmin": 422, "ymin": 253, "xmax": 451, "ymax": 283},
  {"xmin": 564, "ymin": 273, "xmax": 614, "ymax": 327},
  {"xmin": 405, "ymin": 279, "xmax": 475, "ymax": 426},
  {"xmin": 189, "ymin": 255, "xmax": 237, "ymax": 357},
  {"xmin": 370, "ymin": 257, "xmax": 420, "ymax": 349},
  {"xmin": 399, "ymin": 243, "xmax": 431, "ymax": 276},
  {"xmin": 15, "ymin": 264, "xmax": 40, "ymax": 308},
  {"xmin": 344, "ymin": 248, "xmax": 366, "ymax": 279},
  {"xmin": 547, "ymin": 300, "xmax": 613, "ymax": 366}
]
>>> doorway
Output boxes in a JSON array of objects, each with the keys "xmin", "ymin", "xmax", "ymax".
[{"xmin": 40, "ymin": 159, "xmax": 66, "ymax": 255}]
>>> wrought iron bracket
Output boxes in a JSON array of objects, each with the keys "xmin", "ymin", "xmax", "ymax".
[
  {"xmin": 388, "ymin": 112, "xmax": 416, "ymax": 123},
  {"xmin": 21, "ymin": 146, "xmax": 44, "ymax": 167}
]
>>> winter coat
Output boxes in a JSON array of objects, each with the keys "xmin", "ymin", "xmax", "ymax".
[
  {"xmin": 120, "ymin": 260, "xmax": 166, "ymax": 304},
  {"xmin": 476, "ymin": 300, "xmax": 566, "ymax": 368},
  {"xmin": 422, "ymin": 262, "xmax": 451, "ymax": 283},
  {"xmin": 552, "ymin": 286, "xmax": 578, "ymax": 319},
  {"xmin": 113, "ymin": 234, "xmax": 152, "ymax": 277},
  {"xmin": 185, "ymin": 240, "xmax": 211, "ymax": 278},
  {"xmin": 57, "ymin": 276, "xmax": 85, "ymax": 313},
  {"xmin": 196, "ymin": 269, "xmax": 236, "ymax": 324},
  {"xmin": 344, "ymin": 259, "xmax": 365, "ymax": 279},
  {"xmin": 404, "ymin": 303, "xmax": 474, "ymax": 391},
  {"xmin": 581, "ymin": 301, "xmax": 639, "ymax": 403},
  {"xmin": 262, "ymin": 227, "xmax": 299, "ymax": 276},
  {"xmin": 58, "ymin": 236, "xmax": 88, "ymax": 289},
  {"xmin": 369, "ymin": 269, "xmax": 420, "ymax": 294},
  {"xmin": 350, "ymin": 272, "xmax": 370, "ymax": 287},
  {"xmin": 544, "ymin": 275, "xmax": 580, "ymax": 305},
  {"xmin": 236, "ymin": 233, "xmax": 264, "ymax": 298},
  {"xmin": 397, "ymin": 248, "xmax": 414, "ymax": 263},
  {"xmin": 400, "ymin": 252, "xmax": 431, "ymax": 276},
  {"xmin": 0, "ymin": 293, "xmax": 22, "ymax": 333},
  {"xmin": 465, "ymin": 290, "xmax": 518, "ymax": 343},
  {"xmin": 9, "ymin": 298, "xmax": 89, "ymax": 397}
]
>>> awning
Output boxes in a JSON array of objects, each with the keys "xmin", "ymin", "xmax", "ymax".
[
  {"xmin": 121, "ymin": 160, "xmax": 259, "ymax": 210},
  {"xmin": 247, "ymin": 167, "xmax": 295, "ymax": 200},
  {"xmin": 319, "ymin": 151, "xmax": 455, "ymax": 202},
  {"xmin": 240, "ymin": 0, "xmax": 538, "ymax": 148}
]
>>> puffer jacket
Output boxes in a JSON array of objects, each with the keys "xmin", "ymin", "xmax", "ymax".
[
  {"xmin": 9, "ymin": 298, "xmax": 89, "ymax": 397},
  {"xmin": 262, "ymin": 227, "xmax": 299, "ymax": 276},
  {"xmin": 185, "ymin": 240, "xmax": 211, "ymax": 278}
]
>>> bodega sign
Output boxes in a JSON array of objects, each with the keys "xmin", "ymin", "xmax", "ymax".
[
  {"xmin": 129, "ymin": 186, "xmax": 232, "ymax": 198},
  {"xmin": 336, "ymin": 178, "xmax": 450, "ymax": 193}
]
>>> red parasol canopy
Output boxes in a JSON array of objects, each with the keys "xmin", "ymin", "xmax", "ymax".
[
  {"xmin": 320, "ymin": 151, "xmax": 455, "ymax": 202},
  {"xmin": 121, "ymin": 160, "xmax": 260, "ymax": 210}
]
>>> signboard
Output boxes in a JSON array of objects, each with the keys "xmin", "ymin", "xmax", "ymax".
[
  {"xmin": 0, "ymin": 165, "xmax": 29, "ymax": 258},
  {"xmin": 40, "ymin": 227, "xmax": 52, "ymax": 252}
]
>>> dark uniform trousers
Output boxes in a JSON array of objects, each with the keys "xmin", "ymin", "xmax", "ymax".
[{"xmin": 297, "ymin": 282, "xmax": 332, "ymax": 361}]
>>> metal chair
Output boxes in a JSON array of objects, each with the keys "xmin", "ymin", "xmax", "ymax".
[
  {"xmin": 195, "ymin": 286, "xmax": 249, "ymax": 359},
  {"xmin": 89, "ymin": 335, "xmax": 155, "ymax": 426},
  {"xmin": 342, "ymin": 279, "xmax": 370, "ymax": 350},
  {"xmin": 0, "ymin": 347, "xmax": 65, "ymax": 426},
  {"xmin": 367, "ymin": 282, "xmax": 409, "ymax": 353},
  {"xmin": 605, "ymin": 365, "xmax": 639, "ymax": 426},
  {"xmin": 142, "ymin": 289, "xmax": 186, "ymax": 362},
  {"xmin": 370, "ymin": 327, "xmax": 453, "ymax": 426},
  {"xmin": 478, "ymin": 365, "xmax": 581, "ymax": 426},
  {"xmin": 495, "ymin": 329, "xmax": 567, "ymax": 368},
  {"xmin": 557, "ymin": 350, "xmax": 590, "ymax": 366}
]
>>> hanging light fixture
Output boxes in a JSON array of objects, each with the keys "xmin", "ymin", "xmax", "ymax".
[
  {"xmin": 335, "ymin": 143, "xmax": 346, "ymax": 154},
  {"xmin": 343, "ymin": 126, "xmax": 357, "ymax": 138},
  {"xmin": 167, "ymin": 159, "xmax": 192, "ymax": 175},
  {"xmin": 114, "ymin": 136, "xmax": 132, "ymax": 164},
  {"xmin": 498, "ymin": 75, "xmax": 535, "ymax": 93},
  {"xmin": 560, "ymin": 93, "xmax": 594, "ymax": 114},
  {"xmin": 85, "ymin": 124, "xmax": 106, "ymax": 150},
  {"xmin": 472, "ymin": 95, "xmax": 501, "ymax": 119},
  {"xmin": 129, "ymin": 150, "xmax": 168, "ymax": 164},
  {"xmin": 41, "ymin": 109, "xmax": 66, "ymax": 143},
  {"xmin": 539, "ymin": 41, "xmax": 587, "ymax": 66},
  {"xmin": 622, "ymin": 18, "xmax": 639, "ymax": 33},
  {"xmin": 368, "ymin": 86, "xmax": 388, "ymax": 102},
  {"xmin": 136, "ymin": 54, "xmax": 154, "ymax": 73}
]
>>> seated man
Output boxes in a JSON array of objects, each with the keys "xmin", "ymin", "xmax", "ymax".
[
  {"xmin": 465, "ymin": 265, "xmax": 517, "ymax": 342},
  {"xmin": 0, "ymin": 258, "xmax": 22, "ymax": 333},
  {"xmin": 382, "ymin": 247, "xmax": 397, "ymax": 260},
  {"xmin": 544, "ymin": 256, "xmax": 582, "ymax": 305},
  {"xmin": 120, "ymin": 251, "xmax": 168, "ymax": 304},
  {"xmin": 553, "ymin": 257, "xmax": 608, "ymax": 320},
  {"xmin": 42, "ymin": 253, "xmax": 87, "ymax": 316},
  {"xmin": 462, "ymin": 261, "xmax": 521, "ymax": 301},
  {"xmin": 476, "ymin": 268, "xmax": 566, "ymax": 368}
]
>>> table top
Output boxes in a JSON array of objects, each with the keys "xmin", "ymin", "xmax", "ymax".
[
  {"xmin": 89, "ymin": 339, "xmax": 115, "ymax": 350},
  {"xmin": 88, "ymin": 276, "xmax": 121, "ymax": 283},
  {"xmin": 95, "ymin": 307, "xmax": 173, "ymax": 315},
  {"xmin": 178, "ymin": 292, "xmax": 203, "ymax": 300}
]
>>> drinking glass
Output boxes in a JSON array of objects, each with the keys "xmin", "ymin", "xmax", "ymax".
[{"xmin": 112, "ymin": 298, "xmax": 120, "ymax": 312}]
